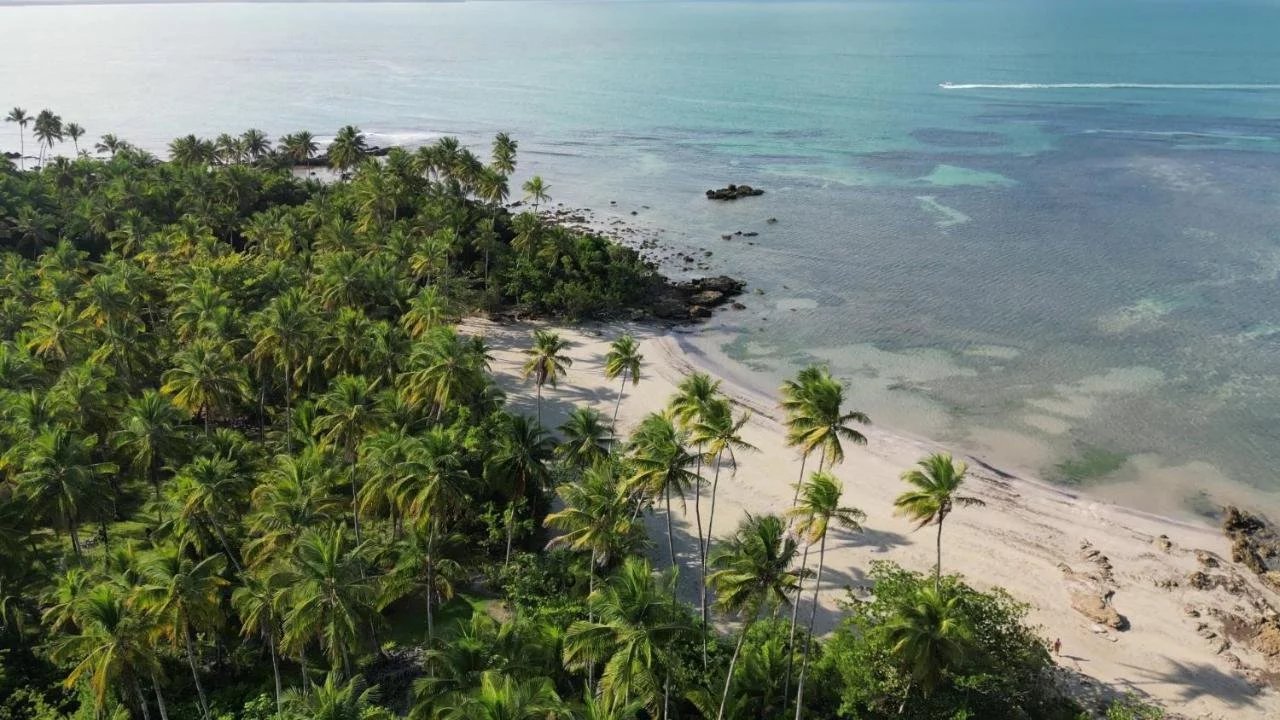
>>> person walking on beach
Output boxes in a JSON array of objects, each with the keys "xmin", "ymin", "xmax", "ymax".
[{"xmin": 1052, "ymin": 638, "xmax": 1062, "ymax": 656}]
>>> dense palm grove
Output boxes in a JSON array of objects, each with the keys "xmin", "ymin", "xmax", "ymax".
[{"xmin": 0, "ymin": 111, "xmax": 1163, "ymax": 720}]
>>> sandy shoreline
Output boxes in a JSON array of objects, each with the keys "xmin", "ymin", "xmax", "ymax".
[{"xmin": 465, "ymin": 316, "xmax": 1280, "ymax": 718}]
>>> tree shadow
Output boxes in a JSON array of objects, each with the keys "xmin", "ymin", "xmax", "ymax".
[
  {"xmin": 823, "ymin": 523, "xmax": 911, "ymax": 554},
  {"xmin": 1117, "ymin": 658, "xmax": 1263, "ymax": 710}
]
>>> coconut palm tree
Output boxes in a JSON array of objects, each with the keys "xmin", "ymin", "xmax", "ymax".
[
  {"xmin": 521, "ymin": 175, "xmax": 550, "ymax": 211},
  {"xmin": 6, "ymin": 107, "xmax": 30, "ymax": 169},
  {"xmin": 563, "ymin": 557, "xmax": 684, "ymax": 716},
  {"xmin": 783, "ymin": 370, "xmax": 868, "ymax": 502},
  {"xmin": 65, "ymin": 123, "xmax": 85, "ymax": 155},
  {"xmin": 166, "ymin": 455, "xmax": 248, "ymax": 572},
  {"xmin": 248, "ymin": 288, "xmax": 318, "ymax": 439},
  {"xmin": 281, "ymin": 130, "xmax": 320, "ymax": 166},
  {"xmin": 280, "ymin": 524, "xmax": 378, "ymax": 679},
  {"xmin": 241, "ymin": 128, "xmax": 271, "ymax": 161},
  {"xmin": 894, "ymin": 453, "xmax": 984, "ymax": 588},
  {"xmin": 16, "ymin": 428, "xmax": 113, "ymax": 560},
  {"xmin": 490, "ymin": 414, "xmax": 554, "ymax": 567},
  {"xmin": 440, "ymin": 671, "xmax": 565, "ymax": 720},
  {"xmin": 491, "ymin": 132, "xmax": 518, "ymax": 176},
  {"xmin": 134, "ymin": 549, "xmax": 228, "ymax": 720},
  {"xmin": 316, "ymin": 374, "xmax": 386, "ymax": 540},
  {"xmin": 114, "ymin": 390, "xmax": 188, "ymax": 508},
  {"xmin": 707, "ymin": 514, "xmax": 800, "ymax": 720},
  {"xmin": 545, "ymin": 463, "xmax": 644, "ymax": 606},
  {"xmin": 520, "ymin": 329, "xmax": 572, "ymax": 426},
  {"xmin": 779, "ymin": 365, "xmax": 825, "ymax": 502},
  {"xmin": 244, "ymin": 450, "xmax": 343, "ymax": 570},
  {"xmin": 94, "ymin": 133, "xmax": 127, "ymax": 157},
  {"xmin": 399, "ymin": 326, "xmax": 486, "ymax": 420},
  {"xmin": 882, "ymin": 586, "xmax": 973, "ymax": 699},
  {"xmin": 49, "ymin": 584, "xmax": 162, "ymax": 719},
  {"xmin": 785, "ymin": 471, "xmax": 864, "ymax": 717},
  {"xmin": 605, "ymin": 334, "xmax": 642, "ymax": 438},
  {"xmin": 556, "ymin": 407, "xmax": 611, "ymax": 470},
  {"xmin": 32, "ymin": 109, "xmax": 63, "ymax": 165},
  {"xmin": 626, "ymin": 412, "xmax": 697, "ymax": 573},
  {"xmin": 231, "ymin": 569, "xmax": 287, "ymax": 717},
  {"xmin": 328, "ymin": 125, "xmax": 368, "ymax": 173},
  {"xmin": 161, "ymin": 338, "xmax": 250, "ymax": 435},
  {"xmin": 283, "ymin": 671, "xmax": 381, "ymax": 720}
]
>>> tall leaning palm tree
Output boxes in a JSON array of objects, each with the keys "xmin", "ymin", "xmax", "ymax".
[
  {"xmin": 491, "ymin": 132, "xmax": 518, "ymax": 176},
  {"xmin": 894, "ymin": 453, "xmax": 984, "ymax": 589},
  {"xmin": 328, "ymin": 125, "xmax": 368, "ymax": 173},
  {"xmin": 785, "ymin": 471, "xmax": 864, "ymax": 718},
  {"xmin": 232, "ymin": 570, "xmax": 287, "ymax": 717},
  {"xmin": 32, "ymin": 109, "xmax": 63, "ymax": 165},
  {"xmin": 520, "ymin": 329, "xmax": 572, "ymax": 426},
  {"xmin": 490, "ymin": 414, "xmax": 554, "ymax": 568},
  {"xmin": 135, "ymin": 549, "xmax": 228, "ymax": 720},
  {"xmin": 604, "ymin": 334, "xmax": 643, "ymax": 438},
  {"xmin": 707, "ymin": 514, "xmax": 800, "ymax": 720},
  {"xmin": 6, "ymin": 107, "xmax": 30, "ymax": 169},
  {"xmin": 65, "ymin": 122, "xmax": 85, "ymax": 155},
  {"xmin": 521, "ymin": 175, "xmax": 550, "ymax": 211},
  {"xmin": 626, "ymin": 412, "xmax": 697, "ymax": 574},
  {"xmin": 783, "ymin": 369, "xmax": 869, "ymax": 503}
]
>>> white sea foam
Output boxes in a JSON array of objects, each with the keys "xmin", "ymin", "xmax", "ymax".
[{"xmin": 939, "ymin": 82, "xmax": 1280, "ymax": 90}]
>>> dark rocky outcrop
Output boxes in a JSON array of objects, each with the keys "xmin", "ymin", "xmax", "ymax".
[
  {"xmin": 1223, "ymin": 506, "xmax": 1280, "ymax": 584},
  {"xmin": 294, "ymin": 145, "xmax": 392, "ymax": 168},
  {"xmin": 649, "ymin": 275, "xmax": 745, "ymax": 323},
  {"xmin": 705, "ymin": 184, "xmax": 764, "ymax": 200}
]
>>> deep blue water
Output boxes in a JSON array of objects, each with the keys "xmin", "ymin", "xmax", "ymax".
[{"xmin": 4, "ymin": 0, "xmax": 1280, "ymax": 512}]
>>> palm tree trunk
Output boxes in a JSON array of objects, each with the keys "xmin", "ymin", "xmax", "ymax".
[
  {"xmin": 935, "ymin": 517, "xmax": 944, "ymax": 590},
  {"xmin": 535, "ymin": 382, "xmax": 542, "ymax": 427},
  {"xmin": 504, "ymin": 476, "xmax": 522, "ymax": 569},
  {"xmin": 794, "ymin": 533, "xmax": 828, "ymax": 719},
  {"xmin": 783, "ymin": 541, "xmax": 812, "ymax": 710},
  {"xmin": 349, "ymin": 464, "xmax": 362, "ymax": 545},
  {"xmin": 705, "ymin": 451, "xmax": 724, "ymax": 562},
  {"xmin": 267, "ymin": 629, "xmax": 282, "ymax": 718},
  {"xmin": 586, "ymin": 546, "xmax": 597, "ymax": 693},
  {"xmin": 426, "ymin": 524, "xmax": 437, "ymax": 640},
  {"xmin": 184, "ymin": 625, "xmax": 211, "ymax": 720},
  {"xmin": 133, "ymin": 677, "xmax": 153, "ymax": 720},
  {"xmin": 790, "ymin": 452, "xmax": 809, "ymax": 506},
  {"xmin": 694, "ymin": 446, "xmax": 707, "ymax": 668},
  {"xmin": 68, "ymin": 514, "xmax": 83, "ymax": 561},
  {"xmin": 211, "ymin": 521, "xmax": 243, "ymax": 573},
  {"xmin": 151, "ymin": 675, "xmax": 169, "ymax": 720},
  {"xmin": 717, "ymin": 621, "xmax": 752, "ymax": 720},
  {"xmin": 665, "ymin": 484, "xmax": 676, "ymax": 574},
  {"xmin": 300, "ymin": 652, "xmax": 308, "ymax": 687},
  {"xmin": 202, "ymin": 403, "xmax": 210, "ymax": 437},
  {"xmin": 283, "ymin": 360, "xmax": 292, "ymax": 449},
  {"xmin": 610, "ymin": 370, "xmax": 627, "ymax": 440}
]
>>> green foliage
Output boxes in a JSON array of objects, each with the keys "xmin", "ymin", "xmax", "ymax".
[
  {"xmin": 1102, "ymin": 695, "xmax": 1165, "ymax": 720},
  {"xmin": 817, "ymin": 562, "xmax": 1076, "ymax": 719}
]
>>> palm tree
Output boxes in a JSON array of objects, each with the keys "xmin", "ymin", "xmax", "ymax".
[
  {"xmin": 520, "ymin": 329, "xmax": 572, "ymax": 426},
  {"xmin": 6, "ymin": 107, "xmax": 30, "ymax": 169},
  {"xmin": 232, "ymin": 570, "xmax": 287, "ymax": 717},
  {"xmin": 490, "ymin": 414, "xmax": 554, "ymax": 567},
  {"xmin": 399, "ymin": 326, "xmax": 486, "ymax": 420},
  {"xmin": 604, "ymin": 334, "xmax": 642, "ymax": 437},
  {"xmin": 283, "ymin": 671, "xmax": 380, "ymax": 720},
  {"xmin": 785, "ymin": 471, "xmax": 864, "ymax": 717},
  {"xmin": 779, "ymin": 365, "xmax": 824, "ymax": 502},
  {"xmin": 32, "ymin": 109, "xmax": 63, "ymax": 165},
  {"xmin": 65, "ymin": 122, "xmax": 85, "ymax": 155},
  {"xmin": 316, "ymin": 373, "xmax": 386, "ymax": 541},
  {"xmin": 328, "ymin": 125, "xmax": 368, "ymax": 173},
  {"xmin": 244, "ymin": 451, "xmax": 344, "ymax": 570},
  {"xmin": 241, "ymin": 128, "xmax": 271, "ymax": 160},
  {"xmin": 114, "ymin": 390, "xmax": 188, "ymax": 508},
  {"xmin": 167, "ymin": 456, "xmax": 248, "ymax": 572},
  {"xmin": 94, "ymin": 133, "xmax": 127, "ymax": 157},
  {"xmin": 281, "ymin": 130, "xmax": 320, "ymax": 165},
  {"xmin": 626, "ymin": 412, "xmax": 697, "ymax": 573},
  {"xmin": 563, "ymin": 557, "xmax": 684, "ymax": 716},
  {"xmin": 440, "ymin": 671, "xmax": 565, "ymax": 720},
  {"xmin": 556, "ymin": 407, "xmax": 610, "ymax": 470},
  {"xmin": 249, "ymin": 289, "xmax": 318, "ymax": 439},
  {"xmin": 521, "ymin": 175, "xmax": 550, "ymax": 211},
  {"xmin": 893, "ymin": 453, "xmax": 984, "ymax": 588},
  {"xmin": 16, "ymin": 428, "xmax": 114, "ymax": 560},
  {"xmin": 882, "ymin": 586, "xmax": 973, "ymax": 699},
  {"xmin": 161, "ymin": 338, "xmax": 250, "ymax": 434},
  {"xmin": 280, "ymin": 525, "xmax": 378, "ymax": 679},
  {"xmin": 707, "ymin": 514, "xmax": 800, "ymax": 720},
  {"xmin": 49, "ymin": 584, "xmax": 161, "ymax": 719},
  {"xmin": 782, "ymin": 370, "xmax": 869, "ymax": 502},
  {"xmin": 491, "ymin": 132, "xmax": 518, "ymax": 176},
  {"xmin": 545, "ymin": 463, "xmax": 644, "ymax": 607},
  {"xmin": 135, "ymin": 549, "xmax": 228, "ymax": 720}
]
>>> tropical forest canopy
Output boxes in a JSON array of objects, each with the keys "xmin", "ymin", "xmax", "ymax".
[{"xmin": 0, "ymin": 113, "xmax": 1162, "ymax": 719}]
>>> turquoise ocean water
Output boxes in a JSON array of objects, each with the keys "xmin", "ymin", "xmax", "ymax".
[{"xmin": 4, "ymin": 0, "xmax": 1280, "ymax": 515}]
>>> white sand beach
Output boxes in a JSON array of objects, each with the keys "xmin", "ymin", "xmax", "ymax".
[{"xmin": 464, "ymin": 317, "xmax": 1280, "ymax": 719}]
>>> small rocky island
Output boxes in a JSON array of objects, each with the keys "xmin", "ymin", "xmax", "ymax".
[
  {"xmin": 705, "ymin": 183, "xmax": 764, "ymax": 200},
  {"xmin": 650, "ymin": 275, "xmax": 745, "ymax": 322}
]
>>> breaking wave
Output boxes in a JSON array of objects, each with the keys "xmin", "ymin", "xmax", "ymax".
[{"xmin": 939, "ymin": 82, "xmax": 1280, "ymax": 90}]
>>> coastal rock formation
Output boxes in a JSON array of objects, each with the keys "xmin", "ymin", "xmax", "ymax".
[
  {"xmin": 705, "ymin": 184, "xmax": 764, "ymax": 200},
  {"xmin": 1223, "ymin": 506, "xmax": 1280, "ymax": 581},
  {"xmin": 649, "ymin": 275, "xmax": 746, "ymax": 323},
  {"xmin": 295, "ymin": 144, "xmax": 392, "ymax": 168}
]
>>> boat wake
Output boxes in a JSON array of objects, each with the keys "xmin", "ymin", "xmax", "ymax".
[{"xmin": 939, "ymin": 82, "xmax": 1280, "ymax": 90}]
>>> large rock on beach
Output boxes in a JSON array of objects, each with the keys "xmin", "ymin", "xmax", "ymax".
[
  {"xmin": 1223, "ymin": 506, "xmax": 1280, "ymax": 579},
  {"xmin": 705, "ymin": 183, "xmax": 765, "ymax": 200}
]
